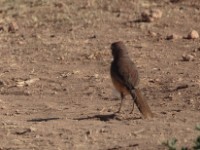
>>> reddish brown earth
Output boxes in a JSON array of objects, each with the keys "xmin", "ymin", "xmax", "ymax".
[{"xmin": 0, "ymin": 0, "xmax": 200, "ymax": 149}]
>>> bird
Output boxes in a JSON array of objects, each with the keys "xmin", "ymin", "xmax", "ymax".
[{"xmin": 110, "ymin": 41, "xmax": 153, "ymax": 118}]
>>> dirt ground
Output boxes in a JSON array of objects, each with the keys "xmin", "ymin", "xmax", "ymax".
[{"xmin": 0, "ymin": 0, "xmax": 200, "ymax": 150}]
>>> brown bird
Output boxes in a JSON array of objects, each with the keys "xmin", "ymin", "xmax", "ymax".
[{"xmin": 110, "ymin": 41, "xmax": 153, "ymax": 118}]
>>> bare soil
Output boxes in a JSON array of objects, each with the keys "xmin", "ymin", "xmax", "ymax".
[{"xmin": 0, "ymin": 0, "xmax": 200, "ymax": 150}]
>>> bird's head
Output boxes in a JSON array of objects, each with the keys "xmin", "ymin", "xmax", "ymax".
[{"xmin": 111, "ymin": 41, "xmax": 128, "ymax": 59}]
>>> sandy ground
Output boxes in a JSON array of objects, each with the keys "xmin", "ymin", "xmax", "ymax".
[{"xmin": 0, "ymin": 0, "xmax": 200, "ymax": 149}]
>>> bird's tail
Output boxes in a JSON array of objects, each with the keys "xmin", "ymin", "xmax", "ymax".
[{"xmin": 130, "ymin": 88, "xmax": 154, "ymax": 119}]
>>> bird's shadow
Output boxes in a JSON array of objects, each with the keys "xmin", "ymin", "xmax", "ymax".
[
  {"xmin": 73, "ymin": 113, "xmax": 141, "ymax": 121},
  {"xmin": 27, "ymin": 117, "xmax": 61, "ymax": 122},
  {"xmin": 26, "ymin": 114, "xmax": 142, "ymax": 122},
  {"xmin": 74, "ymin": 113, "xmax": 116, "ymax": 121}
]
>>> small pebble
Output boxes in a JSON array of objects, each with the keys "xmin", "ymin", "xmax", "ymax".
[
  {"xmin": 166, "ymin": 34, "xmax": 180, "ymax": 40},
  {"xmin": 8, "ymin": 22, "xmax": 19, "ymax": 33},
  {"xmin": 187, "ymin": 30, "xmax": 199, "ymax": 39},
  {"xmin": 148, "ymin": 31, "xmax": 157, "ymax": 37},
  {"xmin": 141, "ymin": 9, "xmax": 162, "ymax": 22},
  {"xmin": 0, "ymin": 24, "xmax": 5, "ymax": 32},
  {"xmin": 182, "ymin": 54, "xmax": 194, "ymax": 61}
]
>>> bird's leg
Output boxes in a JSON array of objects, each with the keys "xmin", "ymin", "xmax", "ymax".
[
  {"xmin": 130, "ymin": 90, "xmax": 137, "ymax": 114},
  {"xmin": 116, "ymin": 93, "xmax": 124, "ymax": 113}
]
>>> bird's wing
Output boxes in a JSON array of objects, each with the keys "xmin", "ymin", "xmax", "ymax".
[
  {"xmin": 111, "ymin": 61, "xmax": 126, "ymax": 86},
  {"xmin": 118, "ymin": 59, "xmax": 139, "ymax": 90}
]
